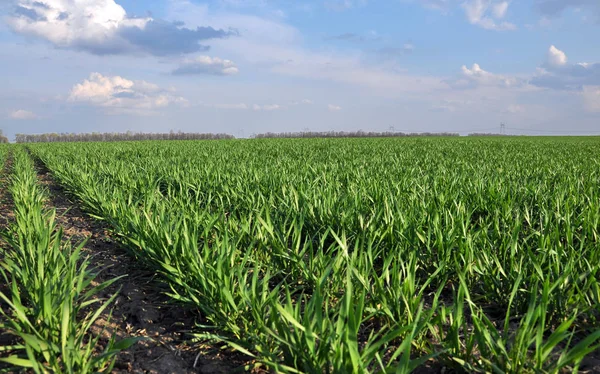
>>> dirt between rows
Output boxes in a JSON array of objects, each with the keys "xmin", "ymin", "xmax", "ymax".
[{"xmin": 33, "ymin": 161, "xmax": 256, "ymax": 373}]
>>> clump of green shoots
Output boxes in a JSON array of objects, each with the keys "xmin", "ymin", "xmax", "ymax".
[{"xmin": 0, "ymin": 148, "xmax": 139, "ymax": 373}]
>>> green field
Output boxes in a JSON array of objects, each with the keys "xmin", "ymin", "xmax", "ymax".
[{"xmin": 2, "ymin": 137, "xmax": 600, "ymax": 373}]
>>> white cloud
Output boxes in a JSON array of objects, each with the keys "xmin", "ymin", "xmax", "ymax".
[
  {"xmin": 252, "ymin": 104, "xmax": 281, "ymax": 111},
  {"xmin": 10, "ymin": 109, "xmax": 38, "ymax": 119},
  {"xmin": 492, "ymin": 1, "xmax": 509, "ymax": 18},
  {"xmin": 172, "ymin": 56, "xmax": 239, "ymax": 75},
  {"xmin": 0, "ymin": 0, "xmax": 596, "ymax": 137},
  {"xmin": 169, "ymin": 0, "xmax": 300, "ymax": 45},
  {"xmin": 583, "ymin": 86, "xmax": 600, "ymax": 112},
  {"xmin": 451, "ymin": 63, "xmax": 522, "ymax": 88},
  {"xmin": 167, "ymin": 0, "xmax": 446, "ymax": 97},
  {"xmin": 68, "ymin": 73, "xmax": 187, "ymax": 114},
  {"xmin": 547, "ymin": 45, "xmax": 568, "ymax": 67},
  {"xmin": 289, "ymin": 99, "xmax": 314, "ymax": 105},
  {"xmin": 526, "ymin": 46, "xmax": 600, "ymax": 112},
  {"xmin": 262, "ymin": 104, "xmax": 281, "ymax": 111},
  {"xmin": 328, "ymin": 104, "xmax": 342, "ymax": 111},
  {"xmin": 530, "ymin": 46, "xmax": 600, "ymax": 90},
  {"xmin": 462, "ymin": 0, "xmax": 517, "ymax": 30},
  {"xmin": 7, "ymin": 0, "xmax": 232, "ymax": 56}
]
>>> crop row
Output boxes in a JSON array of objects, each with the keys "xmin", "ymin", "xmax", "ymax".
[
  {"xmin": 0, "ymin": 147, "xmax": 137, "ymax": 373},
  {"xmin": 29, "ymin": 137, "xmax": 600, "ymax": 373}
]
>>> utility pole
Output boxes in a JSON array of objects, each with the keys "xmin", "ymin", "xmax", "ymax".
[
  {"xmin": 388, "ymin": 125, "xmax": 395, "ymax": 133},
  {"xmin": 500, "ymin": 123, "xmax": 506, "ymax": 135}
]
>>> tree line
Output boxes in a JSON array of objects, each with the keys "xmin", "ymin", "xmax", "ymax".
[
  {"xmin": 14, "ymin": 132, "xmax": 234, "ymax": 143},
  {"xmin": 254, "ymin": 131, "xmax": 460, "ymax": 138},
  {"xmin": 467, "ymin": 133, "xmax": 511, "ymax": 136},
  {"xmin": 8, "ymin": 130, "xmax": 471, "ymax": 143}
]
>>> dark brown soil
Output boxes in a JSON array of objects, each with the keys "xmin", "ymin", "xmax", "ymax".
[{"xmin": 33, "ymin": 160, "xmax": 257, "ymax": 373}]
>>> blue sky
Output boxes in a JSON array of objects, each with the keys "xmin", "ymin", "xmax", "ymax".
[{"xmin": 0, "ymin": 0, "xmax": 599, "ymax": 139}]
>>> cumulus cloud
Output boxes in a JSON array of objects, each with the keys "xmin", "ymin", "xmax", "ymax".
[
  {"xmin": 10, "ymin": 109, "xmax": 38, "ymax": 119},
  {"xmin": 68, "ymin": 73, "xmax": 187, "ymax": 114},
  {"xmin": 522, "ymin": 45, "xmax": 600, "ymax": 112},
  {"xmin": 328, "ymin": 104, "xmax": 342, "ymax": 111},
  {"xmin": 462, "ymin": 0, "xmax": 517, "ymax": 30},
  {"xmin": 531, "ymin": 65, "xmax": 600, "ymax": 90},
  {"xmin": 118, "ymin": 21, "xmax": 233, "ymax": 56},
  {"xmin": 7, "ymin": 0, "xmax": 234, "ymax": 56},
  {"xmin": 530, "ymin": 46, "xmax": 600, "ymax": 90},
  {"xmin": 547, "ymin": 45, "xmax": 567, "ymax": 67},
  {"xmin": 172, "ymin": 56, "xmax": 239, "ymax": 75},
  {"xmin": 448, "ymin": 63, "xmax": 522, "ymax": 88}
]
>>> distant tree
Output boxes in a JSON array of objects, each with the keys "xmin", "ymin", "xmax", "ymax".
[
  {"xmin": 0, "ymin": 129, "xmax": 8, "ymax": 143},
  {"xmin": 467, "ymin": 133, "xmax": 511, "ymax": 137},
  {"xmin": 14, "ymin": 131, "xmax": 235, "ymax": 143},
  {"xmin": 255, "ymin": 131, "xmax": 460, "ymax": 139}
]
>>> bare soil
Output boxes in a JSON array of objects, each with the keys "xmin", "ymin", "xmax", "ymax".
[{"xmin": 33, "ymin": 160, "xmax": 256, "ymax": 373}]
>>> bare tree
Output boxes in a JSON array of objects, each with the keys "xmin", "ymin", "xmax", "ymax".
[
  {"xmin": 468, "ymin": 133, "xmax": 511, "ymax": 137},
  {"xmin": 255, "ymin": 131, "xmax": 460, "ymax": 139},
  {"xmin": 15, "ymin": 131, "xmax": 235, "ymax": 143}
]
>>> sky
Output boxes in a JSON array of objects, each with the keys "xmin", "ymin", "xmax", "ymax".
[{"xmin": 0, "ymin": 0, "xmax": 599, "ymax": 139}]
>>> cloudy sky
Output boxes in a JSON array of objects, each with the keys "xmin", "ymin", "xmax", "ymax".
[{"xmin": 1, "ymin": 0, "xmax": 599, "ymax": 139}]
